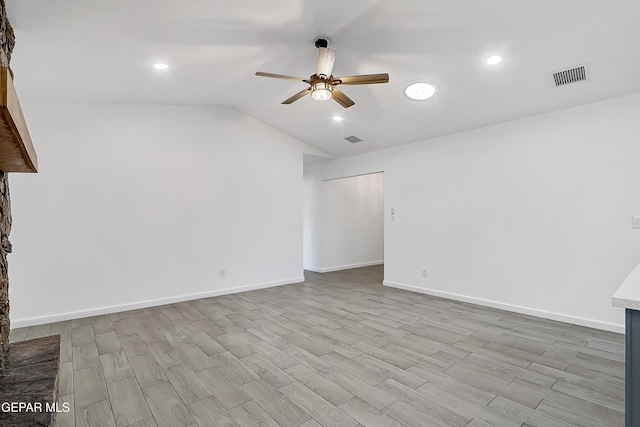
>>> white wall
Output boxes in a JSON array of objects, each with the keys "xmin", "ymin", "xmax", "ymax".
[
  {"xmin": 308, "ymin": 93, "xmax": 640, "ymax": 332},
  {"xmin": 8, "ymin": 103, "xmax": 325, "ymax": 327},
  {"xmin": 303, "ymin": 164, "xmax": 322, "ymax": 270},
  {"xmin": 304, "ymin": 171, "xmax": 384, "ymax": 272}
]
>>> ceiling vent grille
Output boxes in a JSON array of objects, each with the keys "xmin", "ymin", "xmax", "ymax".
[
  {"xmin": 345, "ymin": 135, "xmax": 362, "ymax": 143},
  {"xmin": 553, "ymin": 66, "xmax": 586, "ymax": 87}
]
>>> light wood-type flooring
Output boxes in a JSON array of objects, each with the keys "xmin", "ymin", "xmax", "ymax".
[{"xmin": 10, "ymin": 265, "xmax": 625, "ymax": 426}]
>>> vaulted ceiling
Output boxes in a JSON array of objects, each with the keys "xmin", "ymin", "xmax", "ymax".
[{"xmin": 7, "ymin": 0, "xmax": 640, "ymax": 158}]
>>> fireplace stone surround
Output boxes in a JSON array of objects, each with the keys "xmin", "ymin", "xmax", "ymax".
[{"xmin": 0, "ymin": 171, "xmax": 10, "ymax": 369}]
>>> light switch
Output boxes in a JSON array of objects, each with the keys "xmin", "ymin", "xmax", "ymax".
[{"xmin": 633, "ymin": 216, "xmax": 640, "ymax": 229}]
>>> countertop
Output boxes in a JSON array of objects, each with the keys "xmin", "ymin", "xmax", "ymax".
[{"xmin": 613, "ymin": 261, "xmax": 640, "ymax": 310}]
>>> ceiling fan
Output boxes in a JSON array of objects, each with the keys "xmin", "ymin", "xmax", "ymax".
[{"xmin": 255, "ymin": 38, "xmax": 389, "ymax": 108}]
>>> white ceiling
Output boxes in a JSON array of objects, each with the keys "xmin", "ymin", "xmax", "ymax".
[{"xmin": 7, "ymin": 0, "xmax": 640, "ymax": 158}]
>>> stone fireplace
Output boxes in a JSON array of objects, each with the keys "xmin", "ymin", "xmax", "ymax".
[
  {"xmin": 0, "ymin": 171, "xmax": 10, "ymax": 369},
  {"xmin": 0, "ymin": 0, "xmax": 15, "ymax": 371}
]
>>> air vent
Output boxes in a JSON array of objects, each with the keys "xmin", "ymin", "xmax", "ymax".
[
  {"xmin": 553, "ymin": 66, "xmax": 586, "ymax": 87},
  {"xmin": 345, "ymin": 135, "xmax": 362, "ymax": 144}
]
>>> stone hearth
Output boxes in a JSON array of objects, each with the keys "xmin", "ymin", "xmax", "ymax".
[{"xmin": 0, "ymin": 335, "xmax": 61, "ymax": 426}]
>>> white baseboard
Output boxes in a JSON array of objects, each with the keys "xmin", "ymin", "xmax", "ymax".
[
  {"xmin": 11, "ymin": 277, "xmax": 305, "ymax": 328},
  {"xmin": 383, "ymin": 280, "xmax": 625, "ymax": 334},
  {"xmin": 305, "ymin": 260, "xmax": 384, "ymax": 273}
]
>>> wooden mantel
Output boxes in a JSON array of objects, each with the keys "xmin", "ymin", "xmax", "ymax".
[{"xmin": 0, "ymin": 66, "xmax": 37, "ymax": 173}]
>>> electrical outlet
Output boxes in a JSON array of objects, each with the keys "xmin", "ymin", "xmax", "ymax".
[
  {"xmin": 421, "ymin": 268, "xmax": 427, "ymax": 277},
  {"xmin": 220, "ymin": 269, "xmax": 226, "ymax": 278},
  {"xmin": 633, "ymin": 216, "xmax": 640, "ymax": 229}
]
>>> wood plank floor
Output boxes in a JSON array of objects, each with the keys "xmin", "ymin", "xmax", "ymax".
[{"xmin": 9, "ymin": 265, "xmax": 625, "ymax": 426}]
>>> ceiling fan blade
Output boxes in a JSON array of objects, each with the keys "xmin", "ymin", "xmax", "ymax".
[
  {"xmin": 256, "ymin": 72, "xmax": 308, "ymax": 82},
  {"xmin": 334, "ymin": 73, "xmax": 389, "ymax": 85},
  {"xmin": 332, "ymin": 88, "xmax": 355, "ymax": 109},
  {"xmin": 316, "ymin": 47, "xmax": 336, "ymax": 78},
  {"xmin": 282, "ymin": 87, "xmax": 311, "ymax": 104}
]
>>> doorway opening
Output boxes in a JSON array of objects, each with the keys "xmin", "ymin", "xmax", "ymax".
[{"xmin": 303, "ymin": 162, "xmax": 384, "ymax": 280}]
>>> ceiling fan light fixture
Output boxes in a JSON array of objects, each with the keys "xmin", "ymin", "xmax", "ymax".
[
  {"xmin": 311, "ymin": 81, "xmax": 333, "ymax": 101},
  {"xmin": 486, "ymin": 55, "xmax": 502, "ymax": 65},
  {"xmin": 405, "ymin": 82, "xmax": 436, "ymax": 100}
]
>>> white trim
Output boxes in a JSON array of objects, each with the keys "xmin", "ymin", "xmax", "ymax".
[
  {"xmin": 305, "ymin": 260, "xmax": 384, "ymax": 273},
  {"xmin": 11, "ymin": 277, "xmax": 305, "ymax": 328},
  {"xmin": 383, "ymin": 280, "xmax": 625, "ymax": 334}
]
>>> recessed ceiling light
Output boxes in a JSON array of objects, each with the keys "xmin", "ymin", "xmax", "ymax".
[
  {"xmin": 486, "ymin": 55, "xmax": 502, "ymax": 65},
  {"xmin": 405, "ymin": 82, "xmax": 436, "ymax": 100},
  {"xmin": 333, "ymin": 116, "xmax": 343, "ymax": 122},
  {"xmin": 153, "ymin": 63, "xmax": 169, "ymax": 70}
]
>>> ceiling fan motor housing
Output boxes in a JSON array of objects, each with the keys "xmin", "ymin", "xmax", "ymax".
[{"xmin": 314, "ymin": 38, "xmax": 329, "ymax": 49}]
